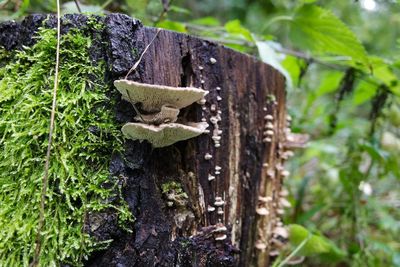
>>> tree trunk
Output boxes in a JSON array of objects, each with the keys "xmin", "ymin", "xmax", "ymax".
[{"xmin": 0, "ymin": 14, "xmax": 289, "ymax": 267}]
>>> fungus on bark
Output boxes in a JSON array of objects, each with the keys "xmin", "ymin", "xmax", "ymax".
[
  {"xmin": 121, "ymin": 122, "xmax": 209, "ymax": 148},
  {"xmin": 114, "ymin": 79, "xmax": 209, "ymax": 112},
  {"xmin": 115, "ymin": 79, "xmax": 210, "ymax": 147}
]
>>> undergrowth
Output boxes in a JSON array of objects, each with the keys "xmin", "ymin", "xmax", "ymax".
[{"xmin": 0, "ymin": 24, "xmax": 132, "ymax": 266}]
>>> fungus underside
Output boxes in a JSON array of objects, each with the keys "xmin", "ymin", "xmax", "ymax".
[{"xmin": 0, "ymin": 23, "xmax": 132, "ymax": 266}]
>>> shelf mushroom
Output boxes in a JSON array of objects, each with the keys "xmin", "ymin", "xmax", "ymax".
[
  {"xmin": 114, "ymin": 79, "xmax": 209, "ymax": 112},
  {"xmin": 121, "ymin": 122, "xmax": 209, "ymax": 148},
  {"xmin": 114, "ymin": 79, "xmax": 210, "ymax": 147}
]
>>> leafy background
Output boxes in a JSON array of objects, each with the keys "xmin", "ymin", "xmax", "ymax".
[{"xmin": 1, "ymin": 0, "xmax": 399, "ymax": 266}]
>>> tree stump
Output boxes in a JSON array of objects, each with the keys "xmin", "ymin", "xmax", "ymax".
[{"xmin": 0, "ymin": 14, "xmax": 289, "ymax": 267}]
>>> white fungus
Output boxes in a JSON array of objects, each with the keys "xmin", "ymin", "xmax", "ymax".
[
  {"xmin": 121, "ymin": 122, "xmax": 209, "ymax": 148},
  {"xmin": 204, "ymin": 153, "xmax": 213, "ymax": 160},
  {"xmin": 114, "ymin": 79, "xmax": 208, "ymax": 112}
]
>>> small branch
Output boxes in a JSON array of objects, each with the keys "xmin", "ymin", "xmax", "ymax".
[
  {"xmin": 261, "ymin": 15, "xmax": 293, "ymax": 32},
  {"xmin": 0, "ymin": 0, "xmax": 11, "ymax": 9},
  {"xmin": 125, "ymin": 28, "xmax": 161, "ymax": 79},
  {"xmin": 73, "ymin": 0, "xmax": 82, "ymax": 13},
  {"xmin": 124, "ymin": 28, "xmax": 161, "ymax": 122},
  {"xmin": 101, "ymin": 0, "xmax": 113, "ymax": 10},
  {"xmin": 276, "ymin": 47, "xmax": 346, "ymax": 70},
  {"xmin": 203, "ymin": 36, "xmax": 255, "ymax": 47},
  {"xmin": 153, "ymin": 0, "xmax": 175, "ymax": 26}
]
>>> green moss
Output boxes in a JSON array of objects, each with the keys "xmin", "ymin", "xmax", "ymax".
[
  {"xmin": 0, "ymin": 25, "xmax": 133, "ymax": 266},
  {"xmin": 161, "ymin": 181, "xmax": 188, "ymax": 207},
  {"xmin": 161, "ymin": 181, "xmax": 185, "ymax": 195}
]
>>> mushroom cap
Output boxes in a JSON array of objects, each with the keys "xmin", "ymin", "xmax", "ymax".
[
  {"xmin": 114, "ymin": 79, "xmax": 209, "ymax": 112},
  {"xmin": 122, "ymin": 122, "xmax": 209, "ymax": 148}
]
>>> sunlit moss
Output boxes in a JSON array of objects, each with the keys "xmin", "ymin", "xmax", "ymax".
[{"xmin": 0, "ymin": 21, "xmax": 132, "ymax": 266}]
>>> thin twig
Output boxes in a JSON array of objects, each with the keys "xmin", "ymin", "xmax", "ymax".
[
  {"xmin": 124, "ymin": 28, "xmax": 161, "ymax": 79},
  {"xmin": 126, "ymin": 90, "xmax": 145, "ymax": 123},
  {"xmin": 276, "ymin": 47, "xmax": 346, "ymax": 70},
  {"xmin": 30, "ymin": 0, "xmax": 61, "ymax": 266},
  {"xmin": 101, "ymin": 0, "xmax": 113, "ymax": 9},
  {"xmin": 74, "ymin": 0, "xmax": 82, "ymax": 13},
  {"xmin": 273, "ymin": 234, "xmax": 311, "ymax": 267},
  {"xmin": 123, "ymin": 28, "xmax": 161, "ymax": 122},
  {"xmin": 153, "ymin": 0, "xmax": 175, "ymax": 26},
  {"xmin": 0, "ymin": 0, "xmax": 11, "ymax": 9}
]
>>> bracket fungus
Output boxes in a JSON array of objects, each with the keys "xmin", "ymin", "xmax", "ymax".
[
  {"xmin": 122, "ymin": 122, "xmax": 209, "ymax": 148},
  {"xmin": 115, "ymin": 79, "xmax": 210, "ymax": 147},
  {"xmin": 114, "ymin": 79, "xmax": 209, "ymax": 112}
]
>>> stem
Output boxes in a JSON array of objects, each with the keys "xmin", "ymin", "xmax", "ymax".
[
  {"xmin": 101, "ymin": 0, "xmax": 113, "ymax": 9},
  {"xmin": 262, "ymin": 15, "xmax": 293, "ymax": 31},
  {"xmin": 30, "ymin": 0, "xmax": 61, "ymax": 265},
  {"xmin": 153, "ymin": 0, "xmax": 175, "ymax": 26},
  {"xmin": 73, "ymin": 0, "xmax": 82, "ymax": 13},
  {"xmin": 124, "ymin": 28, "xmax": 161, "ymax": 122},
  {"xmin": 273, "ymin": 234, "xmax": 311, "ymax": 267}
]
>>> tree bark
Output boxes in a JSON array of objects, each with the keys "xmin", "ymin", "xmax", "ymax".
[{"xmin": 0, "ymin": 14, "xmax": 289, "ymax": 267}]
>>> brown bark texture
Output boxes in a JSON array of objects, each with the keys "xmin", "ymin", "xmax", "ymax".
[{"xmin": 0, "ymin": 14, "xmax": 289, "ymax": 267}]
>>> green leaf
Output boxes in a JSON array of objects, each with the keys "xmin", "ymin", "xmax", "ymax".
[
  {"xmin": 256, "ymin": 41, "xmax": 292, "ymax": 88},
  {"xmin": 190, "ymin": 16, "xmax": 220, "ymax": 26},
  {"xmin": 289, "ymin": 224, "xmax": 346, "ymax": 261},
  {"xmin": 300, "ymin": 0, "xmax": 317, "ymax": 3},
  {"xmin": 387, "ymin": 104, "xmax": 400, "ymax": 127},
  {"xmin": 315, "ymin": 71, "xmax": 344, "ymax": 97},
  {"xmin": 289, "ymin": 224, "xmax": 330, "ymax": 255},
  {"xmin": 282, "ymin": 55, "xmax": 306, "ymax": 87},
  {"xmin": 352, "ymin": 78, "xmax": 378, "ymax": 105},
  {"xmin": 224, "ymin": 19, "xmax": 254, "ymax": 42},
  {"xmin": 289, "ymin": 5, "xmax": 370, "ymax": 68},
  {"xmin": 156, "ymin": 20, "xmax": 187, "ymax": 33},
  {"xmin": 169, "ymin": 5, "xmax": 191, "ymax": 15},
  {"xmin": 369, "ymin": 56, "xmax": 400, "ymax": 96}
]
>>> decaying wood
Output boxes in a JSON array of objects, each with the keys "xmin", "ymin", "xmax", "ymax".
[{"xmin": 0, "ymin": 14, "xmax": 290, "ymax": 266}]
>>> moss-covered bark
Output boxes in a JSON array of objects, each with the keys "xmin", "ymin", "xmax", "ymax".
[{"xmin": 0, "ymin": 18, "xmax": 132, "ymax": 266}]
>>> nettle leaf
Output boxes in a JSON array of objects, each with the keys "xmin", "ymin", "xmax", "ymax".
[{"xmin": 289, "ymin": 5, "xmax": 370, "ymax": 69}]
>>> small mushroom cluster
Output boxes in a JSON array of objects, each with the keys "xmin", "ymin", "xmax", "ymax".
[
  {"xmin": 255, "ymin": 110, "xmax": 296, "ymax": 255},
  {"xmin": 268, "ymin": 192, "xmax": 291, "ymax": 255},
  {"xmin": 263, "ymin": 114, "xmax": 274, "ymax": 143},
  {"xmin": 256, "ymin": 196, "xmax": 272, "ymax": 216},
  {"xmin": 209, "ymin": 88, "xmax": 223, "ymax": 148},
  {"xmin": 212, "ymin": 221, "xmax": 228, "ymax": 241},
  {"xmin": 114, "ymin": 79, "xmax": 209, "ymax": 147},
  {"xmin": 269, "ymin": 225, "xmax": 289, "ymax": 256}
]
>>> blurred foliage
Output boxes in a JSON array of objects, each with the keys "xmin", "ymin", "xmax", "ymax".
[{"xmin": 1, "ymin": 0, "xmax": 400, "ymax": 266}]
